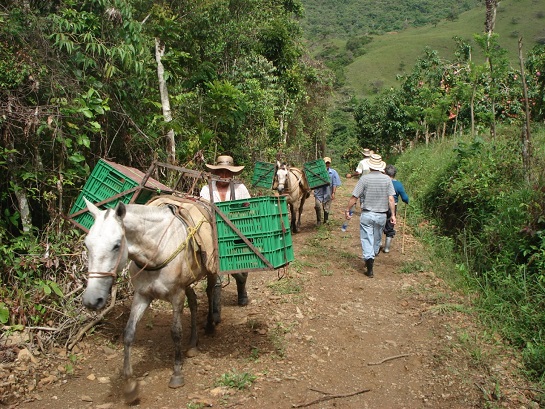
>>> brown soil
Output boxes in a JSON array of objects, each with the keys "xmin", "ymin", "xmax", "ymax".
[{"xmin": 2, "ymin": 177, "xmax": 538, "ymax": 409}]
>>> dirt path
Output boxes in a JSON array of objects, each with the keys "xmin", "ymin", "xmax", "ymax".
[{"xmin": 4, "ymin": 177, "xmax": 536, "ymax": 408}]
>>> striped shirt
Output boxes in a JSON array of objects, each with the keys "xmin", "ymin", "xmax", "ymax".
[{"xmin": 352, "ymin": 171, "xmax": 395, "ymax": 213}]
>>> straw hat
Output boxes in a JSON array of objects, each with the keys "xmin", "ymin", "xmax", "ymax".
[
  {"xmin": 323, "ymin": 157, "xmax": 332, "ymax": 164},
  {"xmin": 367, "ymin": 153, "xmax": 386, "ymax": 171},
  {"xmin": 362, "ymin": 148, "xmax": 371, "ymax": 157},
  {"xmin": 205, "ymin": 155, "xmax": 245, "ymax": 175}
]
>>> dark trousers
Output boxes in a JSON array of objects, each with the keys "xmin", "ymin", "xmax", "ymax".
[{"xmin": 383, "ymin": 205, "xmax": 397, "ymax": 238}]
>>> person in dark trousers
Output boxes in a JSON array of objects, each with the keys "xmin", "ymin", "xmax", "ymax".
[
  {"xmin": 313, "ymin": 157, "xmax": 341, "ymax": 226},
  {"xmin": 200, "ymin": 155, "xmax": 250, "ymax": 310},
  {"xmin": 345, "ymin": 154, "xmax": 396, "ymax": 278},
  {"xmin": 383, "ymin": 164, "xmax": 409, "ymax": 253}
]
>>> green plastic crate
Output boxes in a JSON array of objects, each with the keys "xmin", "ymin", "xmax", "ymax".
[
  {"xmin": 303, "ymin": 159, "xmax": 330, "ymax": 189},
  {"xmin": 251, "ymin": 161, "xmax": 276, "ymax": 188},
  {"xmin": 215, "ymin": 196, "xmax": 289, "ymax": 239},
  {"xmin": 215, "ymin": 196, "xmax": 293, "ymax": 271},
  {"xmin": 218, "ymin": 231, "xmax": 294, "ymax": 271},
  {"xmin": 69, "ymin": 159, "xmax": 163, "ymax": 230}
]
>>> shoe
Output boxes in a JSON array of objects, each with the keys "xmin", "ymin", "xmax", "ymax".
[{"xmin": 365, "ymin": 258, "xmax": 374, "ymax": 278}]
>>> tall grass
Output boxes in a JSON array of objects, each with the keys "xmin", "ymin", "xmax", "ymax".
[{"xmin": 395, "ymin": 124, "xmax": 545, "ymax": 388}]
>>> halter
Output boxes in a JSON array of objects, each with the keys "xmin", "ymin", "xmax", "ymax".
[{"xmin": 87, "ymin": 239, "xmax": 126, "ymax": 279}]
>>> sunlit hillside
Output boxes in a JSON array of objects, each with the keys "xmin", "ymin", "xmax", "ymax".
[{"xmin": 338, "ymin": 0, "xmax": 545, "ymax": 97}]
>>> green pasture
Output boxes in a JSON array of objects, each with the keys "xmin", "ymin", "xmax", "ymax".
[{"xmin": 344, "ymin": 0, "xmax": 545, "ymax": 97}]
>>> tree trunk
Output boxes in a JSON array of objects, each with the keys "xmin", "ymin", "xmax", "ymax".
[
  {"xmin": 518, "ymin": 37, "xmax": 532, "ymax": 183},
  {"xmin": 485, "ymin": 0, "xmax": 499, "ymax": 139},
  {"xmin": 3, "ymin": 119, "xmax": 32, "ymax": 232},
  {"xmin": 471, "ymin": 84, "xmax": 476, "ymax": 137},
  {"xmin": 155, "ymin": 38, "xmax": 176, "ymax": 167},
  {"xmin": 279, "ymin": 98, "xmax": 289, "ymax": 145}
]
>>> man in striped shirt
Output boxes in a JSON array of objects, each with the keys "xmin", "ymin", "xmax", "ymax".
[{"xmin": 344, "ymin": 154, "xmax": 396, "ymax": 278}]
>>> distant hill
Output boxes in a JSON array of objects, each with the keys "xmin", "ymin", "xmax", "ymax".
[
  {"xmin": 300, "ymin": 0, "xmax": 481, "ymax": 40},
  {"xmin": 301, "ymin": 0, "xmax": 545, "ymax": 98}
]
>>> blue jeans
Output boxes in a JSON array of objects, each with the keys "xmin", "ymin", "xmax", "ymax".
[{"xmin": 359, "ymin": 211, "xmax": 387, "ymax": 260}]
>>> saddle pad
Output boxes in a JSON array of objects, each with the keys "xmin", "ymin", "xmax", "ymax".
[{"xmin": 147, "ymin": 195, "xmax": 218, "ymax": 274}]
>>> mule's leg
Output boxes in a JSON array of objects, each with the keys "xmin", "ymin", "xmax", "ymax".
[
  {"xmin": 207, "ymin": 274, "xmax": 220, "ymax": 334},
  {"xmin": 290, "ymin": 204, "xmax": 298, "ymax": 233},
  {"xmin": 185, "ymin": 286, "xmax": 199, "ymax": 358},
  {"xmin": 232, "ymin": 272, "xmax": 249, "ymax": 306},
  {"xmin": 123, "ymin": 293, "xmax": 152, "ymax": 403},
  {"xmin": 169, "ymin": 290, "xmax": 187, "ymax": 388},
  {"xmin": 297, "ymin": 195, "xmax": 307, "ymax": 230}
]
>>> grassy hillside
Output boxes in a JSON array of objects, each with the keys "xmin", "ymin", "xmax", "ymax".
[
  {"xmin": 301, "ymin": 0, "xmax": 480, "ymax": 40},
  {"xmin": 343, "ymin": 0, "xmax": 545, "ymax": 97}
]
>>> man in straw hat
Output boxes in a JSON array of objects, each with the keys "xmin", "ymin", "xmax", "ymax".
[
  {"xmin": 355, "ymin": 148, "xmax": 373, "ymax": 176},
  {"xmin": 200, "ymin": 154, "xmax": 250, "ymax": 307},
  {"xmin": 344, "ymin": 153, "xmax": 396, "ymax": 278},
  {"xmin": 313, "ymin": 156, "xmax": 341, "ymax": 226},
  {"xmin": 346, "ymin": 148, "xmax": 374, "ymax": 179}
]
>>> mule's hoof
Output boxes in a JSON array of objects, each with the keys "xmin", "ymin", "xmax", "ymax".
[
  {"xmin": 205, "ymin": 321, "xmax": 216, "ymax": 335},
  {"xmin": 169, "ymin": 374, "xmax": 185, "ymax": 388},
  {"xmin": 213, "ymin": 311, "xmax": 222, "ymax": 324},
  {"xmin": 185, "ymin": 347, "xmax": 199, "ymax": 358},
  {"xmin": 237, "ymin": 296, "xmax": 249, "ymax": 306},
  {"xmin": 124, "ymin": 379, "xmax": 140, "ymax": 404}
]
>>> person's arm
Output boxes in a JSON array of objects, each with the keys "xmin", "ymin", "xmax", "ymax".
[
  {"xmin": 388, "ymin": 196, "xmax": 396, "ymax": 224},
  {"xmin": 397, "ymin": 182, "xmax": 409, "ymax": 204},
  {"xmin": 237, "ymin": 183, "xmax": 251, "ymax": 199},
  {"xmin": 345, "ymin": 196, "xmax": 358, "ymax": 219}
]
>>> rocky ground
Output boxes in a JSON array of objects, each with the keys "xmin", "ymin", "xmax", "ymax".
[{"xmin": 1, "ymin": 176, "xmax": 540, "ymax": 408}]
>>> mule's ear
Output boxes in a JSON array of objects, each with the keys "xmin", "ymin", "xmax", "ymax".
[
  {"xmin": 84, "ymin": 197, "xmax": 101, "ymax": 219},
  {"xmin": 115, "ymin": 202, "xmax": 126, "ymax": 219}
]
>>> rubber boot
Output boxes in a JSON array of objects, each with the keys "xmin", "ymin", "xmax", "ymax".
[
  {"xmin": 323, "ymin": 211, "xmax": 329, "ymax": 223},
  {"xmin": 315, "ymin": 208, "xmax": 322, "ymax": 226},
  {"xmin": 233, "ymin": 272, "xmax": 249, "ymax": 306},
  {"xmin": 383, "ymin": 237, "xmax": 393, "ymax": 253},
  {"xmin": 365, "ymin": 258, "xmax": 374, "ymax": 278}
]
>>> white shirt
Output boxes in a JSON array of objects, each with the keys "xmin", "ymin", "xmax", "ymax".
[
  {"xmin": 200, "ymin": 181, "xmax": 250, "ymax": 202},
  {"xmin": 355, "ymin": 158, "xmax": 370, "ymax": 175}
]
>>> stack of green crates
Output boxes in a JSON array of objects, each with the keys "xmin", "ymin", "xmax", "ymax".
[
  {"xmin": 303, "ymin": 159, "xmax": 330, "ymax": 189},
  {"xmin": 69, "ymin": 159, "xmax": 166, "ymax": 230},
  {"xmin": 251, "ymin": 161, "xmax": 276, "ymax": 188},
  {"xmin": 215, "ymin": 196, "xmax": 294, "ymax": 272}
]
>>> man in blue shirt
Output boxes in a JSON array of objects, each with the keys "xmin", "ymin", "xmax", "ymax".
[
  {"xmin": 382, "ymin": 164, "xmax": 409, "ymax": 253},
  {"xmin": 314, "ymin": 157, "xmax": 342, "ymax": 226}
]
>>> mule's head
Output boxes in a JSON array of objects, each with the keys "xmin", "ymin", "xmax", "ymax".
[
  {"xmin": 276, "ymin": 166, "xmax": 288, "ymax": 194},
  {"xmin": 82, "ymin": 198, "xmax": 128, "ymax": 311}
]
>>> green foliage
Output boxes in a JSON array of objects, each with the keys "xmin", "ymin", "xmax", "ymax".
[
  {"xmin": 301, "ymin": 0, "xmax": 480, "ymax": 39},
  {"xmin": 215, "ymin": 370, "xmax": 257, "ymax": 390},
  {"xmin": 340, "ymin": 0, "xmax": 545, "ymax": 99},
  {"xmin": 397, "ymin": 125, "xmax": 545, "ymax": 383}
]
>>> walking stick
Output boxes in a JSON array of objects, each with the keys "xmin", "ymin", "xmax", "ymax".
[{"xmin": 401, "ymin": 203, "xmax": 407, "ymax": 254}]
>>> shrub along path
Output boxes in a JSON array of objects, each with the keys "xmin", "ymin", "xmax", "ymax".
[{"xmin": 6, "ymin": 176, "xmax": 538, "ymax": 408}]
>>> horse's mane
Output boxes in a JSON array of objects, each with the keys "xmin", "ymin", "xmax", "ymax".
[{"xmin": 125, "ymin": 203, "xmax": 173, "ymax": 222}]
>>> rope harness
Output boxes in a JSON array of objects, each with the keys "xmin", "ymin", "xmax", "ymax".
[
  {"xmin": 87, "ymin": 239, "xmax": 126, "ymax": 279},
  {"xmin": 87, "ymin": 203, "xmax": 207, "ymax": 281}
]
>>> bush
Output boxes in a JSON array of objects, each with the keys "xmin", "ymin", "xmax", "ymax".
[{"xmin": 397, "ymin": 125, "xmax": 545, "ymax": 383}]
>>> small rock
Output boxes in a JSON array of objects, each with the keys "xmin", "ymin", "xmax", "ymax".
[
  {"xmin": 17, "ymin": 348, "xmax": 37, "ymax": 364},
  {"xmin": 81, "ymin": 395, "xmax": 93, "ymax": 402},
  {"xmin": 96, "ymin": 403, "xmax": 114, "ymax": 408},
  {"xmin": 102, "ymin": 346, "xmax": 116, "ymax": 355},
  {"xmin": 38, "ymin": 375, "xmax": 57, "ymax": 386},
  {"xmin": 87, "ymin": 374, "xmax": 96, "ymax": 381},
  {"xmin": 97, "ymin": 376, "xmax": 110, "ymax": 384},
  {"xmin": 209, "ymin": 386, "xmax": 229, "ymax": 397}
]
